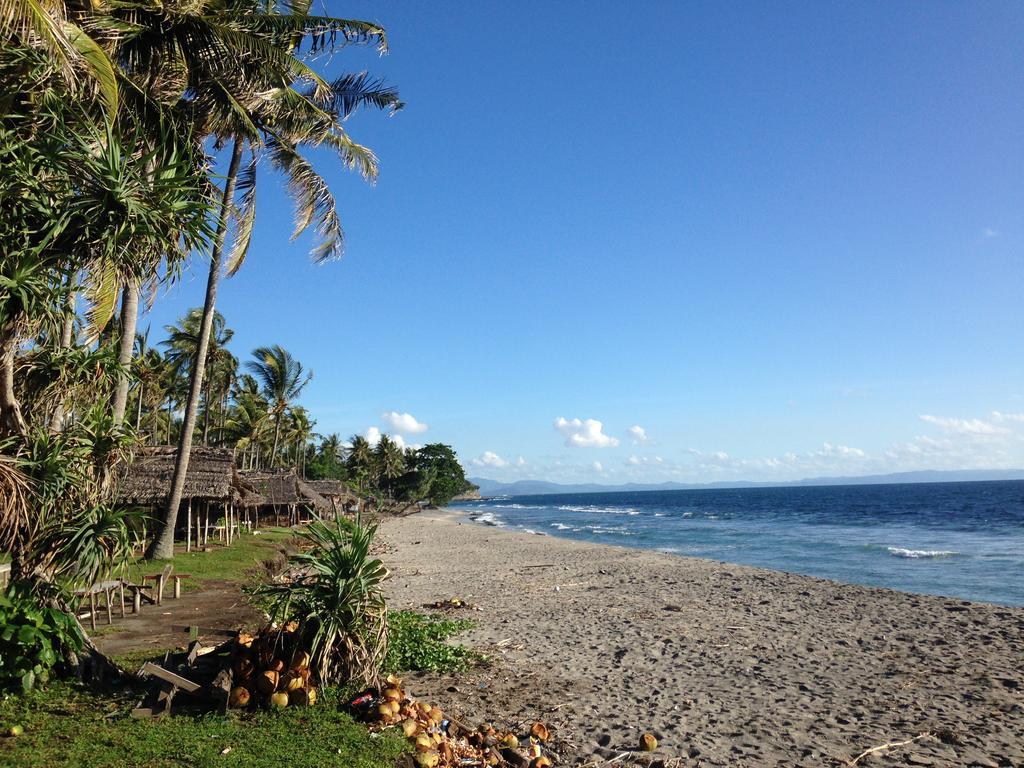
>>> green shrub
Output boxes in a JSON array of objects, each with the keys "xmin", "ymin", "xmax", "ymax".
[
  {"xmin": 385, "ymin": 611, "xmax": 480, "ymax": 674},
  {"xmin": 255, "ymin": 514, "xmax": 388, "ymax": 686},
  {"xmin": 0, "ymin": 584, "xmax": 83, "ymax": 692}
]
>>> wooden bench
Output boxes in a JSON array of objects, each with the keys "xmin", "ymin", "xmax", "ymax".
[
  {"xmin": 74, "ymin": 580, "xmax": 126, "ymax": 631},
  {"xmin": 121, "ymin": 564, "xmax": 190, "ymax": 612}
]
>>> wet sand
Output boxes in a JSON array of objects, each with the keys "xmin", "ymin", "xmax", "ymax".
[{"xmin": 378, "ymin": 508, "xmax": 1024, "ymax": 767}]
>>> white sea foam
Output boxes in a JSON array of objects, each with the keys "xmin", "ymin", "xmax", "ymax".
[
  {"xmin": 493, "ymin": 503, "xmax": 543, "ymax": 510},
  {"xmin": 470, "ymin": 512, "xmax": 505, "ymax": 527},
  {"xmin": 556, "ymin": 504, "xmax": 639, "ymax": 515},
  {"xmin": 550, "ymin": 522, "xmax": 572, "ymax": 530},
  {"xmin": 887, "ymin": 547, "xmax": 957, "ymax": 559},
  {"xmin": 682, "ymin": 512, "xmax": 693, "ymax": 518}
]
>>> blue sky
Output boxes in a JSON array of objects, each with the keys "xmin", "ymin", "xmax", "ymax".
[{"xmin": 145, "ymin": 1, "xmax": 1024, "ymax": 483}]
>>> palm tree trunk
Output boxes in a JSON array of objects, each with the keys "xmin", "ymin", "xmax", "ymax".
[
  {"xmin": 271, "ymin": 416, "xmax": 281, "ymax": 467},
  {"xmin": 202, "ymin": 375, "xmax": 211, "ymax": 446},
  {"xmin": 0, "ymin": 326, "xmax": 27, "ymax": 438},
  {"xmin": 147, "ymin": 139, "xmax": 244, "ymax": 560},
  {"xmin": 135, "ymin": 381, "xmax": 145, "ymax": 431},
  {"xmin": 111, "ymin": 281, "xmax": 139, "ymax": 426}
]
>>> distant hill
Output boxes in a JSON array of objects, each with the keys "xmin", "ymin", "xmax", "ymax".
[{"xmin": 469, "ymin": 469, "xmax": 1024, "ymax": 497}]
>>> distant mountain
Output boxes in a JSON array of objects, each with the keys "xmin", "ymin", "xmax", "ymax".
[{"xmin": 469, "ymin": 469, "xmax": 1024, "ymax": 498}]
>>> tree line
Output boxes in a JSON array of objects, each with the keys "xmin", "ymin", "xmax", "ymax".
[{"xmin": 0, "ymin": 0, "xmax": 403, "ymax": 597}]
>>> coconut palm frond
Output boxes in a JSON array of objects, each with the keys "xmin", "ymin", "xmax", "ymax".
[
  {"xmin": 81, "ymin": 261, "xmax": 120, "ymax": 345},
  {"xmin": 311, "ymin": 71, "xmax": 402, "ymax": 119},
  {"xmin": 1, "ymin": 0, "xmax": 73, "ymax": 65},
  {"xmin": 63, "ymin": 20, "xmax": 119, "ymax": 115},
  {"xmin": 225, "ymin": 152, "xmax": 257, "ymax": 277},
  {"xmin": 242, "ymin": 13, "xmax": 389, "ymax": 55},
  {"xmin": 318, "ymin": 128, "xmax": 378, "ymax": 182},
  {"xmin": 266, "ymin": 137, "xmax": 344, "ymax": 262},
  {"xmin": 199, "ymin": 20, "xmax": 332, "ymax": 97}
]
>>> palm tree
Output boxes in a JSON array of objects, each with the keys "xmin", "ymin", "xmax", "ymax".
[
  {"xmin": 375, "ymin": 435, "xmax": 405, "ymax": 497},
  {"xmin": 245, "ymin": 345, "xmax": 310, "ymax": 466},
  {"xmin": 283, "ymin": 405, "xmax": 314, "ymax": 475},
  {"xmin": 161, "ymin": 308, "xmax": 234, "ymax": 445},
  {"xmin": 150, "ymin": 5, "xmax": 401, "ymax": 559},
  {"xmin": 346, "ymin": 434, "xmax": 375, "ymax": 493}
]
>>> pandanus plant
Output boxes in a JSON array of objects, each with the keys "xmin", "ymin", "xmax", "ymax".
[{"xmin": 255, "ymin": 514, "xmax": 389, "ymax": 686}]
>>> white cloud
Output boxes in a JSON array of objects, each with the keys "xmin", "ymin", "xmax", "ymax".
[
  {"xmin": 553, "ymin": 417, "xmax": 619, "ymax": 448},
  {"xmin": 364, "ymin": 426, "xmax": 409, "ymax": 450},
  {"xmin": 992, "ymin": 411, "xmax": 1024, "ymax": 423},
  {"xmin": 983, "ymin": 227, "xmax": 1000, "ymax": 238},
  {"xmin": 592, "ymin": 461, "xmax": 605, "ymax": 473},
  {"xmin": 381, "ymin": 411, "xmax": 428, "ymax": 434},
  {"xmin": 471, "ymin": 451, "xmax": 509, "ymax": 468},
  {"xmin": 627, "ymin": 425, "xmax": 649, "ymax": 444},
  {"xmin": 516, "ymin": 456, "xmax": 527, "ymax": 467},
  {"xmin": 920, "ymin": 414, "xmax": 1008, "ymax": 435}
]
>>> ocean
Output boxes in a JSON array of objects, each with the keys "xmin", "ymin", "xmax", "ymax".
[{"xmin": 453, "ymin": 480, "xmax": 1024, "ymax": 606}]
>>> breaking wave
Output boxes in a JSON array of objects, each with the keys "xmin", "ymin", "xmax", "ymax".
[{"xmin": 887, "ymin": 547, "xmax": 958, "ymax": 559}]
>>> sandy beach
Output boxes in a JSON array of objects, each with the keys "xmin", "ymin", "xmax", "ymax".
[{"xmin": 378, "ymin": 508, "xmax": 1024, "ymax": 767}]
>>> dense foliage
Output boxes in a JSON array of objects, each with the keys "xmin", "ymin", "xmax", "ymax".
[
  {"xmin": 385, "ymin": 611, "xmax": 479, "ymax": 674},
  {"xmin": 0, "ymin": 584, "xmax": 83, "ymax": 692},
  {"xmin": 256, "ymin": 515, "xmax": 389, "ymax": 686},
  {"xmin": 0, "ymin": 0, "xmax": 403, "ymax": 679}
]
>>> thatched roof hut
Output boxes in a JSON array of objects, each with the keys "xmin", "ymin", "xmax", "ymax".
[
  {"xmin": 306, "ymin": 479, "xmax": 355, "ymax": 501},
  {"xmin": 117, "ymin": 446, "xmax": 237, "ymax": 505},
  {"xmin": 238, "ymin": 469, "xmax": 330, "ymax": 512}
]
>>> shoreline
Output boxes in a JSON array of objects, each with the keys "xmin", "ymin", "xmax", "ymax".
[{"xmin": 379, "ymin": 508, "xmax": 1024, "ymax": 767}]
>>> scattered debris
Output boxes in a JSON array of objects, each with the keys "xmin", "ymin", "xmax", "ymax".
[
  {"xmin": 425, "ymin": 597, "xmax": 481, "ymax": 612},
  {"xmin": 353, "ymin": 675, "xmax": 557, "ymax": 767}
]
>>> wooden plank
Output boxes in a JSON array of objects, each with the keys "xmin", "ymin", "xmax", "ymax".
[{"xmin": 140, "ymin": 662, "xmax": 202, "ymax": 693}]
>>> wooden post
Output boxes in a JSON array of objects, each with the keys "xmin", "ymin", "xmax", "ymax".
[
  {"xmin": 89, "ymin": 591, "xmax": 97, "ymax": 631},
  {"xmin": 186, "ymin": 498, "xmax": 192, "ymax": 553},
  {"xmin": 133, "ymin": 588, "xmax": 141, "ymax": 614},
  {"xmin": 204, "ymin": 503, "xmax": 210, "ymax": 546},
  {"xmin": 105, "ymin": 587, "xmax": 113, "ymax": 624},
  {"xmin": 119, "ymin": 582, "xmax": 126, "ymax": 618}
]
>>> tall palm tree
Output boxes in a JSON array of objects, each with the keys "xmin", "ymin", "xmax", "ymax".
[
  {"xmin": 375, "ymin": 434, "xmax": 405, "ymax": 497},
  {"xmin": 161, "ymin": 308, "xmax": 234, "ymax": 445},
  {"xmin": 245, "ymin": 345, "xmax": 310, "ymax": 465},
  {"xmin": 150, "ymin": 5, "xmax": 401, "ymax": 559}
]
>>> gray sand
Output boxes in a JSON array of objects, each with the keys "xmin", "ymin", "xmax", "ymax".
[{"xmin": 378, "ymin": 509, "xmax": 1024, "ymax": 767}]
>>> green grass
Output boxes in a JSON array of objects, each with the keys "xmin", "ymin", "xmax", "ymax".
[
  {"xmin": 119, "ymin": 528, "xmax": 297, "ymax": 593},
  {"xmin": 0, "ymin": 681, "xmax": 408, "ymax": 768},
  {"xmin": 385, "ymin": 611, "xmax": 482, "ymax": 674}
]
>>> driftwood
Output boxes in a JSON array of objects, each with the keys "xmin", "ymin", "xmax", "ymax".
[{"xmin": 845, "ymin": 731, "xmax": 933, "ymax": 766}]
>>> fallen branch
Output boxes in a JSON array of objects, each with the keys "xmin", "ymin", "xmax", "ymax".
[{"xmin": 846, "ymin": 731, "xmax": 933, "ymax": 766}]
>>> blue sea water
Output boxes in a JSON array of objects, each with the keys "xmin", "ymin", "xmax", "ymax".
[{"xmin": 453, "ymin": 480, "xmax": 1024, "ymax": 606}]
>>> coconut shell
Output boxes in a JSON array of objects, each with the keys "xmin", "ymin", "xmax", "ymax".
[
  {"xmin": 256, "ymin": 670, "xmax": 279, "ymax": 695},
  {"xmin": 530, "ymin": 722, "xmax": 550, "ymax": 742},
  {"xmin": 228, "ymin": 686, "xmax": 251, "ymax": 708},
  {"xmin": 640, "ymin": 733, "xmax": 658, "ymax": 751}
]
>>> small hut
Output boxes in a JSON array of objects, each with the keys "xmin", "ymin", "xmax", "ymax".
[
  {"xmin": 238, "ymin": 468, "xmax": 331, "ymax": 526},
  {"xmin": 306, "ymin": 479, "xmax": 358, "ymax": 514},
  {"xmin": 117, "ymin": 446, "xmax": 244, "ymax": 550}
]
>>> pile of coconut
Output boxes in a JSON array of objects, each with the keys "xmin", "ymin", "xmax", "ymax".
[
  {"xmin": 228, "ymin": 624, "xmax": 317, "ymax": 710},
  {"xmin": 362, "ymin": 675, "xmax": 555, "ymax": 768}
]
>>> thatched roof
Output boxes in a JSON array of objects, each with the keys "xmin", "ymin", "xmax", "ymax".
[
  {"xmin": 238, "ymin": 469, "xmax": 330, "ymax": 511},
  {"xmin": 306, "ymin": 479, "xmax": 355, "ymax": 500},
  {"xmin": 117, "ymin": 446, "xmax": 236, "ymax": 504}
]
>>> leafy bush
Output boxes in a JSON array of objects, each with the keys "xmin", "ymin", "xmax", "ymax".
[
  {"xmin": 0, "ymin": 584, "xmax": 83, "ymax": 692},
  {"xmin": 256, "ymin": 514, "xmax": 388, "ymax": 686},
  {"xmin": 385, "ymin": 611, "xmax": 480, "ymax": 674}
]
